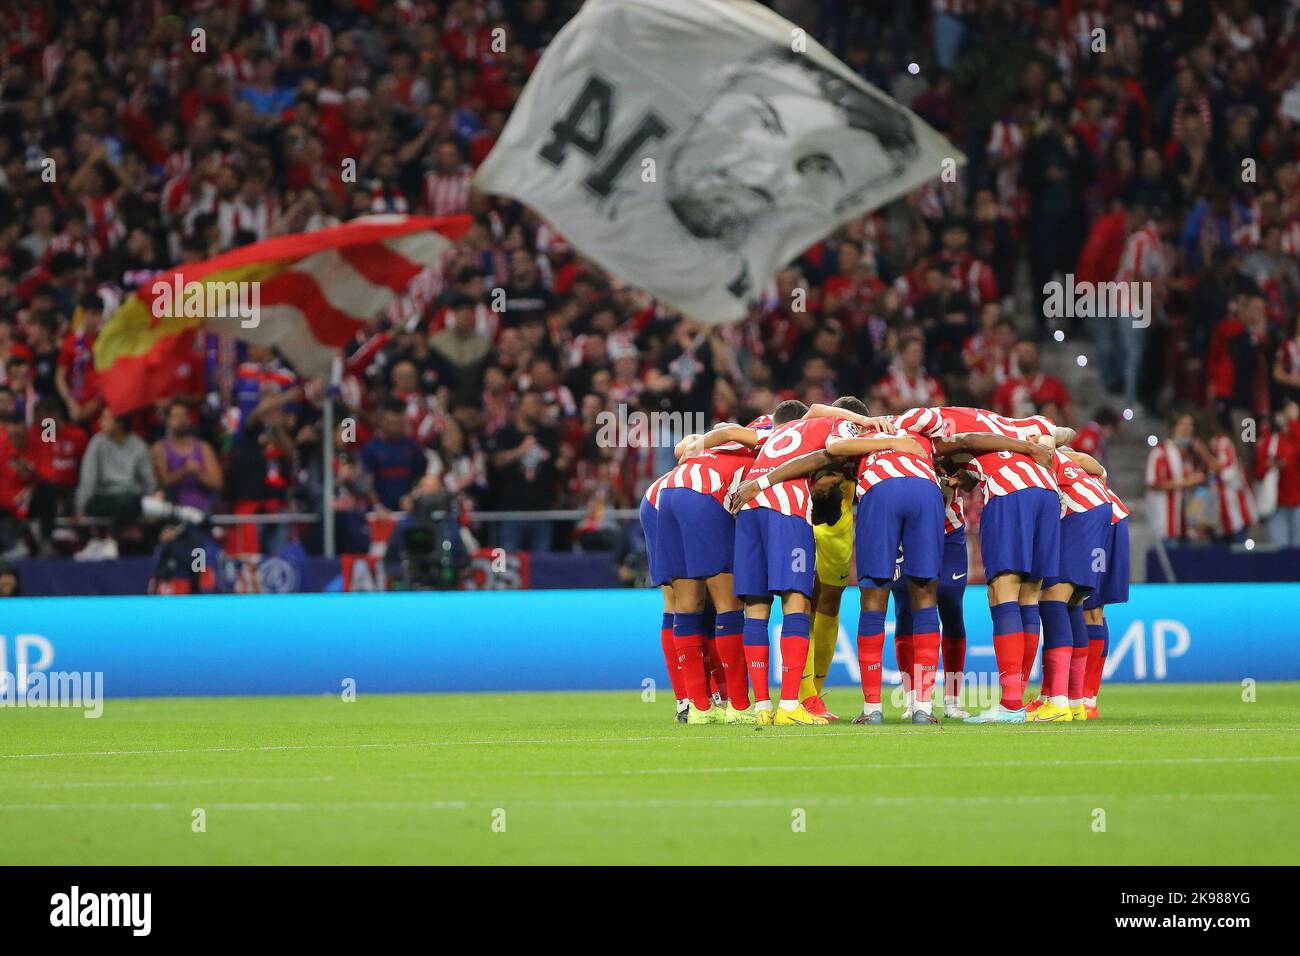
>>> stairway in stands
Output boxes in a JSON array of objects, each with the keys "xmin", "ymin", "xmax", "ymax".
[{"xmin": 1039, "ymin": 325, "xmax": 1155, "ymax": 581}]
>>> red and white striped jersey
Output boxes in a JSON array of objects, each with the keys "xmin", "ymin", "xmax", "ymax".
[
  {"xmin": 1210, "ymin": 434, "xmax": 1257, "ymax": 535},
  {"xmin": 643, "ymin": 417, "xmax": 772, "ymax": 509},
  {"xmin": 899, "ymin": 408, "xmax": 972, "ymax": 538},
  {"xmin": 1116, "ymin": 221, "xmax": 1168, "ymax": 284},
  {"xmin": 1145, "ymin": 440, "xmax": 1189, "ymax": 538},
  {"xmin": 657, "ymin": 441, "xmax": 762, "ymax": 509},
  {"xmin": 961, "ymin": 450, "xmax": 1058, "ymax": 503},
  {"xmin": 998, "ymin": 413, "xmax": 1056, "ymax": 439},
  {"xmin": 893, "ymin": 405, "xmax": 948, "ymax": 439},
  {"xmin": 215, "ymin": 196, "xmax": 277, "ymax": 248},
  {"xmin": 1104, "ymin": 483, "xmax": 1131, "ymax": 524},
  {"xmin": 924, "ymin": 406, "xmax": 1058, "ymax": 503},
  {"xmin": 643, "ymin": 471, "xmax": 669, "ymax": 508},
  {"xmin": 874, "ymin": 365, "xmax": 947, "ymax": 409},
  {"xmin": 741, "ymin": 417, "xmax": 858, "ymax": 521},
  {"xmin": 853, "ymin": 427, "xmax": 938, "ymax": 498},
  {"xmin": 985, "ymin": 118, "xmax": 1026, "ymax": 219},
  {"xmin": 849, "ymin": 406, "xmax": 941, "ymax": 497},
  {"xmin": 424, "ymin": 167, "xmax": 473, "ymax": 217},
  {"xmin": 1053, "ymin": 450, "xmax": 1111, "ymax": 515},
  {"xmin": 944, "ymin": 488, "xmax": 966, "ymax": 534}
]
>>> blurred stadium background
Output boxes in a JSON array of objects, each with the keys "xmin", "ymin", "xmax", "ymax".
[{"xmin": 0, "ymin": 0, "xmax": 1298, "ymax": 678}]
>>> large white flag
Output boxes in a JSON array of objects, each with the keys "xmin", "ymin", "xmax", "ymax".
[{"xmin": 475, "ymin": 0, "xmax": 963, "ymax": 323}]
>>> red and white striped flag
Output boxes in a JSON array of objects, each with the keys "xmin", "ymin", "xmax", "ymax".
[{"xmin": 95, "ymin": 215, "xmax": 471, "ymax": 412}]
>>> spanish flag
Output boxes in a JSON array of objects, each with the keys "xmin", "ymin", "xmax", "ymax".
[{"xmin": 94, "ymin": 215, "xmax": 471, "ymax": 412}]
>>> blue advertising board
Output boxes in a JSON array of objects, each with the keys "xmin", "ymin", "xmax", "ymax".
[{"xmin": 0, "ymin": 584, "xmax": 1296, "ymax": 698}]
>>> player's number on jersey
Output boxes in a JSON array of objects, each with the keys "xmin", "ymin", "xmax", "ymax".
[
  {"xmin": 760, "ymin": 428, "xmax": 804, "ymax": 461},
  {"xmin": 538, "ymin": 75, "xmax": 671, "ymax": 198}
]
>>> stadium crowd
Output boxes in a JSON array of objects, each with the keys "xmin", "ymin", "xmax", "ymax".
[{"xmin": 0, "ymin": 0, "xmax": 1299, "ymax": 564}]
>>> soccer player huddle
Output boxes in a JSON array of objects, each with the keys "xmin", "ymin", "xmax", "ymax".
[{"xmin": 640, "ymin": 398, "xmax": 1130, "ymax": 727}]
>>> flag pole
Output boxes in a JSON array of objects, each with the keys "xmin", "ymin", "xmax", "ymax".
[{"xmin": 322, "ymin": 356, "xmax": 342, "ymax": 558}]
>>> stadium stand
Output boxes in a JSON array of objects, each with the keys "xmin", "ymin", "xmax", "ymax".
[{"xmin": 1, "ymin": 0, "xmax": 1299, "ymax": 588}]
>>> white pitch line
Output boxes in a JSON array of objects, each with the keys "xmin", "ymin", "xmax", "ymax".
[
  {"xmin": 1, "ymin": 776, "xmax": 343, "ymax": 790},
  {"xmin": 0, "ymin": 724, "xmax": 1293, "ymax": 761},
  {"xmin": 483, "ymin": 754, "xmax": 1300, "ymax": 778},
  {"xmin": 3, "ymin": 754, "xmax": 1295, "ymax": 791},
  {"xmin": 0, "ymin": 792, "xmax": 1294, "ymax": 814}
]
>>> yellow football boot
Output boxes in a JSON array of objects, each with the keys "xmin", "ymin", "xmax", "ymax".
[
  {"xmin": 686, "ymin": 702, "xmax": 726, "ymax": 725},
  {"xmin": 773, "ymin": 704, "xmax": 830, "ymax": 726},
  {"xmin": 1027, "ymin": 700, "xmax": 1074, "ymax": 722},
  {"xmin": 725, "ymin": 703, "xmax": 758, "ymax": 724}
]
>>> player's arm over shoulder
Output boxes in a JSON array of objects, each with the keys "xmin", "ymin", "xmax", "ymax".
[
  {"xmin": 934, "ymin": 431, "xmax": 1053, "ymax": 465},
  {"xmin": 676, "ymin": 423, "xmax": 759, "ymax": 460},
  {"xmin": 804, "ymin": 403, "xmax": 894, "ymax": 432},
  {"xmin": 727, "ymin": 450, "xmax": 830, "ymax": 514},
  {"xmin": 1061, "ymin": 448, "xmax": 1106, "ymax": 477},
  {"xmin": 826, "ymin": 433, "xmax": 926, "ymax": 458}
]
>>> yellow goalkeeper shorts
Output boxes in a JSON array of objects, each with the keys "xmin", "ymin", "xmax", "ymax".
[{"xmin": 813, "ymin": 481, "xmax": 856, "ymax": 588}]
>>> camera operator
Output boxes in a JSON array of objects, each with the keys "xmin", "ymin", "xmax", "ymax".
[{"xmin": 384, "ymin": 474, "xmax": 471, "ymax": 590}]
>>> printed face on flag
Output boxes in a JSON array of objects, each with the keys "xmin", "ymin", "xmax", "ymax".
[
  {"xmin": 666, "ymin": 48, "xmax": 918, "ymax": 253},
  {"xmin": 474, "ymin": 0, "xmax": 960, "ymax": 325}
]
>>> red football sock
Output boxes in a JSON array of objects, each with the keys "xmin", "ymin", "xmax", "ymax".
[
  {"xmin": 675, "ymin": 635, "xmax": 711, "ymax": 710},
  {"xmin": 1084, "ymin": 639, "xmax": 1106, "ymax": 698},
  {"xmin": 857, "ymin": 634, "xmax": 885, "ymax": 703},
  {"xmin": 895, "ymin": 634, "xmax": 915, "ymax": 696},
  {"xmin": 1021, "ymin": 630, "xmax": 1041, "ymax": 684},
  {"xmin": 779, "ymin": 636, "xmax": 810, "ymax": 702},
  {"xmin": 702, "ymin": 639, "xmax": 726, "ymax": 701},
  {"xmin": 660, "ymin": 616, "xmax": 686, "ymax": 700},
  {"xmin": 913, "ymin": 631, "xmax": 941, "ymax": 703},
  {"xmin": 1042, "ymin": 646, "xmax": 1071, "ymax": 698},
  {"xmin": 857, "ymin": 609, "xmax": 886, "ymax": 703},
  {"xmin": 673, "ymin": 613, "xmax": 711, "ymax": 710},
  {"xmin": 942, "ymin": 636, "xmax": 965, "ymax": 699},
  {"xmin": 715, "ymin": 633, "xmax": 750, "ymax": 709},
  {"xmin": 1069, "ymin": 645, "xmax": 1089, "ymax": 701},
  {"xmin": 744, "ymin": 645, "xmax": 770, "ymax": 704},
  {"xmin": 990, "ymin": 602, "xmax": 1024, "ymax": 710},
  {"xmin": 993, "ymin": 635, "xmax": 1026, "ymax": 708}
]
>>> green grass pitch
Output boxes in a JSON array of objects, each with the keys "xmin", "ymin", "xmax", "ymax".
[{"xmin": 1, "ymin": 683, "xmax": 1297, "ymax": 865}]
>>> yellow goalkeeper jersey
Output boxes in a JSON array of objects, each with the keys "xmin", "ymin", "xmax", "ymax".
[{"xmin": 813, "ymin": 479, "xmax": 856, "ymax": 587}]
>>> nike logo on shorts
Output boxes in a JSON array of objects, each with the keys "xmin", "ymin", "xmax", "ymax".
[{"xmin": 951, "ymin": 572, "xmax": 967, "ymax": 580}]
